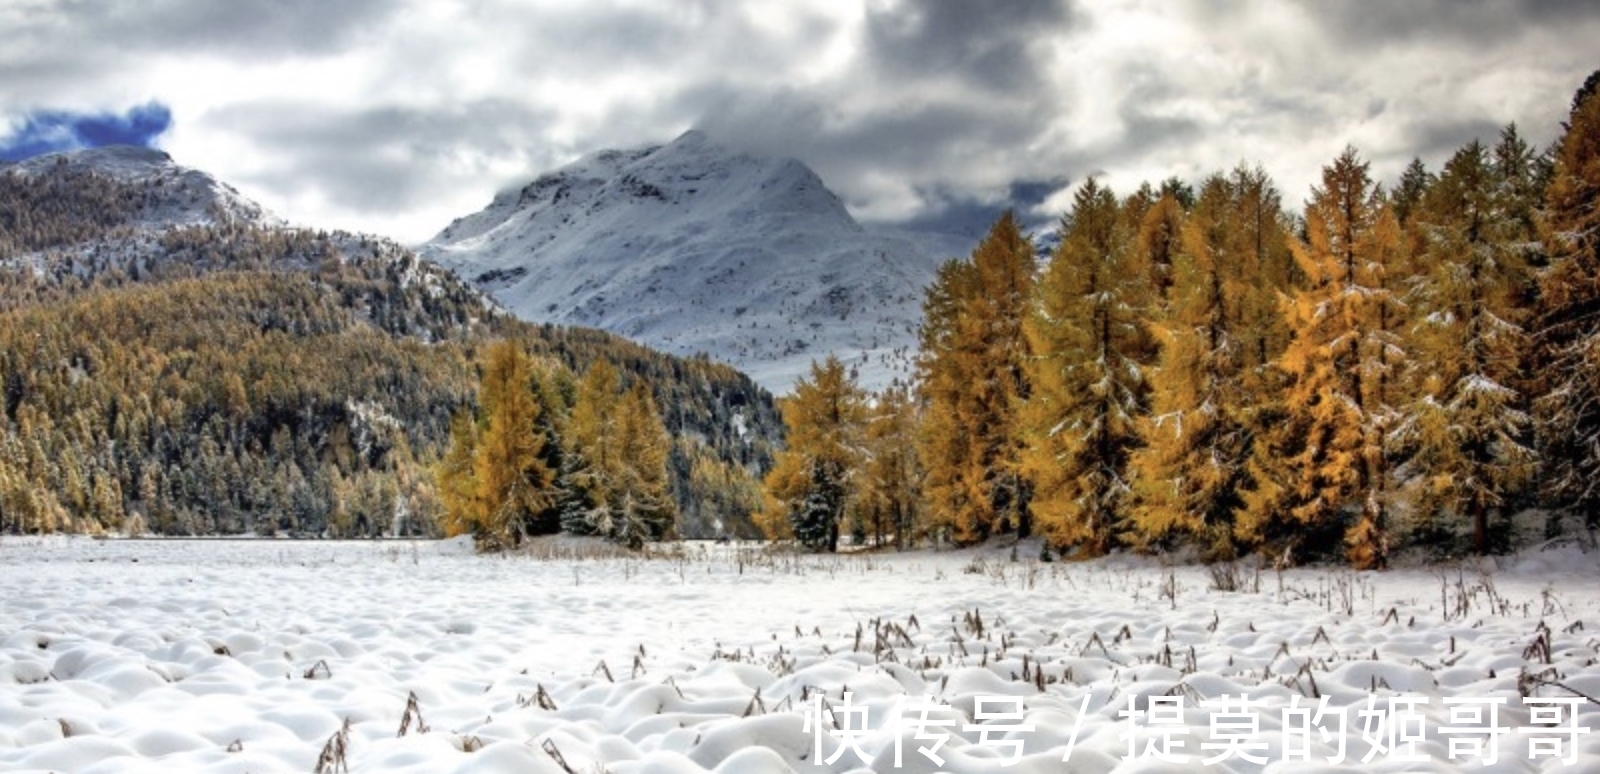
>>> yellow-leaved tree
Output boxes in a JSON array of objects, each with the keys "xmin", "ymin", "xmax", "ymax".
[
  {"xmin": 858, "ymin": 382, "xmax": 922, "ymax": 548},
  {"xmin": 915, "ymin": 212, "xmax": 1034, "ymax": 543},
  {"xmin": 760, "ymin": 356, "xmax": 867, "ymax": 551},
  {"xmin": 562, "ymin": 360, "xmax": 677, "ymax": 547},
  {"xmin": 561, "ymin": 359, "xmax": 622, "ymax": 536},
  {"xmin": 1129, "ymin": 173, "xmax": 1285, "ymax": 556},
  {"xmin": 1534, "ymin": 71, "xmax": 1600, "ymax": 534},
  {"xmin": 1022, "ymin": 180, "xmax": 1156, "ymax": 556},
  {"xmin": 1239, "ymin": 149, "xmax": 1406, "ymax": 568},
  {"xmin": 435, "ymin": 339, "xmax": 555, "ymax": 549},
  {"xmin": 436, "ymin": 409, "xmax": 479, "ymax": 538},
  {"xmin": 612, "ymin": 381, "xmax": 677, "ymax": 547}
]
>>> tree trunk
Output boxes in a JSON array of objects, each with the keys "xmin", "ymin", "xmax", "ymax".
[{"xmin": 1473, "ymin": 498, "xmax": 1488, "ymax": 556}]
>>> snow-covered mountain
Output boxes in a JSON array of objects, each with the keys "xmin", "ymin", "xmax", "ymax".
[
  {"xmin": 422, "ymin": 130, "xmax": 972, "ymax": 393},
  {"xmin": 4, "ymin": 145, "xmax": 279, "ymax": 229}
]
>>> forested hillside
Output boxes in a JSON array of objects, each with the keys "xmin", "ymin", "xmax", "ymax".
[{"xmin": 0, "ymin": 157, "xmax": 779, "ymax": 539}]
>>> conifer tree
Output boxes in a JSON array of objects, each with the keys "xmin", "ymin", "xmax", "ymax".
[
  {"xmin": 755, "ymin": 451, "xmax": 804, "ymax": 542},
  {"xmin": 762, "ymin": 356, "xmax": 866, "ymax": 551},
  {"xmin": 1121, "ymin": 182, "xmax": 1157, "ymax": 228},
  {"xmin": 1493, "ymin": 124, "xmax": 1546, "ymax": 246},
  {"xmin": 1136, "ymin": 192, "xmax": 1186, "ymax": 300},
  {"xmin": 476, "ymin": 340, "xmax": 555, "ymax": 546},
  {"xmin": 433, "ymin": 340, "xmax": 554, "ymax": 548},
  {"xmin": 435, "ymin": 408, "xmax": 479, "ymax": 537},
  {"xmin": 1392, "ymin": 158, "xmax": 1434, "ymax": 226},
  {"xmin": 91, "ymin": 471, "xmax": 122, "ymax": 532},
  {"xmin": 0, "ymin": 440, "xmax": 15, "ymax": 534},
  {"xmin": 1129, "ymin": 174, "xmax": 1272, "ymax": 554},
  {"xmin": 562, "ymin": 359, "xmax": 623, "ymax": 537},
  {"xmin": 1239, "ymin": 149, "xmax": 1405, "ymax": 567},
  {"xmin": 1393, "ymin": 140, "xmax": 1536, "ymax": 554},
  {"xmin": 915, "ymin": 213, "xmax": 1034, "ymax": 543},
  {"xmin": 913, "ymin": 259, "xmax": 976, "ymax": 541},
  {"xmin": 1227, "ymin": 165, "xmax": 1299, "ymax": 376},
  {"xmin": 1161, "ymin": 177, "xmax": 1197, "ymax": 209},
  {"xmin": 611, "ymin": 382, "xmax": 677, "ymax": 547},
  {"xmin": 793, "ymin": 460, "xmax": 848, "ymax": 551},
  {"xmin": 861, "ymin": 382, "xmax": 921, "ymax": 548},
  {"xmin": 1023, "ymin": 179, "xmax": 1154, "ymax": 555},
  {"xmin": 524, "ymin": 361, "xmax": 571, "ymax": 536},
  {"xmin": 1533, "ymin": 75, "xmax": 1600, "ymax": 530},
  {"xmin": 560, "ymin": 360, "xmax": 677, "ymax": 546}
]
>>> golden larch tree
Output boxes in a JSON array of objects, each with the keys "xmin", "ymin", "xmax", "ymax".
[
  {"xmin": 1533, "ymin": 72, "xmax": 1600, "ymax": 532},
  {"xmin": 860, "ymin": 381, "xmax": 922, "ymax": 548},
  {"xmin": 434, "ymin": 339, "xmax": 554, "ymax": 548},
  {"xmin": 611, "ymin": 381, "xmax": 677, "ymax": 547},
  {"xmin": 470, "ymin": 339, "xmax": 554, "ymax": 548},
  {"xmin": 761, "ymin": 356, "xmax": 867, "ymax": 551},
  {"xmin": 1239, "ymin": 149, "xmax": 1406, "ymax": 568},
  {"xmin": 915, "ymin": 212, "xmax": 1034, "ymax": 543},
  {"xmin": 1022, "ymin": 180, "xmax": 1155, "ymax": 555},
  {"xmin": 1129, "ymin": 174, "xmax": 1280, "ymax": 555},
  {"xmin": 1392, "ymin": 139, "xmax": 1536, "ymax": 554}
]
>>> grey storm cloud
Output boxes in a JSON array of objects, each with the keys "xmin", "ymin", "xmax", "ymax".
[
  {"xmin": 1288, "ymin": 0, "xmax": 1600, "ymax": 48},
  {"xmin": 861, "ymin": 0, "xmax": 1076, "ymax": 91},
  {"xmin": 27, "ymin": 0, "xmax": 401, "ymax": 56},
  {"xmin": 202, "ymin": 98, "xmax": 556, "ymax": 213},
  {"xmin": 887, "ymin": 176, "xmax": 1075, "ymax": 240},
  {"xmin": 1403, "ymin": 118, "xmax": 1512, "ymax": 166},
  {"xmin": 2, "ymin": 0, "xmax": 1595, "ymax": 241},
  {"xmin": 1, "ymin": 0, "xmax": 401, "ymax": 104},
  {"xmin": 695, "ymin": 86, "xmax": 1065, "ymax": 233},
  {"xmin": 691, "ymin": 1, "xmax": 1081, "ymax": 230}
]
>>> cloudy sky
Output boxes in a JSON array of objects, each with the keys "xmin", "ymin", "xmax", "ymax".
[{"xmin": 3, "ymin": 0, "xmax": 1597, "ymax": 243}]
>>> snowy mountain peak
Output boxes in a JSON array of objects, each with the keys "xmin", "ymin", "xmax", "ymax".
[
  {"xmin": 424, "ymin": 133, "xmax": 968, "ymax": 393},
  {"xmin": 6, "ymin": 144, "xmax": 280, "ymax": 229},
  {"xmin": 11, "ymin": 144, "xmax": 173, "ymax": 172}
]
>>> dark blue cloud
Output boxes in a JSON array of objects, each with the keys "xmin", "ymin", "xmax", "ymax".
[
  {"xmin": 1, "ymin": 102, "xmax": 172, "ymax": 162},
  {"xmin": 869, "ymin": 177, "xmax": 1073, "ymax": 240}
]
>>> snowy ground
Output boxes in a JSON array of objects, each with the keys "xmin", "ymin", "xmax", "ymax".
[{"xmin": 1, "ymin": 537, "xmax": 1598, "ymax": 773}]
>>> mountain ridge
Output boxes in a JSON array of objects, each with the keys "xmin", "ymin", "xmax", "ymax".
[{"xmin": 4, "ymin": 144, "xmax": 279, "ymax": 230}]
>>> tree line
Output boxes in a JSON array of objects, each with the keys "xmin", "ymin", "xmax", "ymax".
[
  {"xmin": 435, "ymin": 343, "xmax": 685, "ymax": 549},
  {"xmin": 761, "ymin": 73, "xmax": 1600, "ymax": 566}
]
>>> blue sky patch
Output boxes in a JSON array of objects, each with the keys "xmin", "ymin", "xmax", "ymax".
[{"xmin": 1, "ymin": 102, "xmax": 172, "ymax": 162}]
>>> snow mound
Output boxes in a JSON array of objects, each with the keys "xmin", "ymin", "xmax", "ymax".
[{"xmin": 2, "ymin": 537, "xmax": 1597, "ymax": 773}]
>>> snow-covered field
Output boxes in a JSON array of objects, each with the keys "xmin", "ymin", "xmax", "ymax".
[{"xmin": 1, "ymin": 537, "xmax": 1597, "ymax": 773}]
